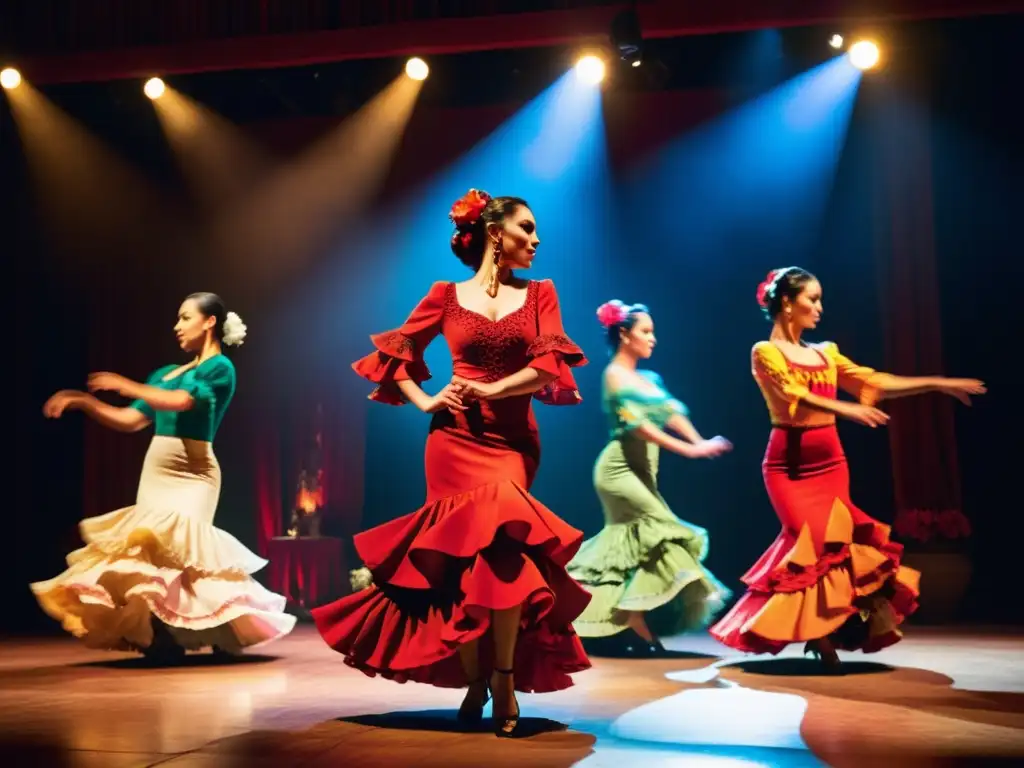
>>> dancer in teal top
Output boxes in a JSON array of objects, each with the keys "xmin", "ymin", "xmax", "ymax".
[
  {"xmin": 567, "ymin": 300, "xmax": 732, "ymax": 652},
  {"xmin": 129, "ymin": 354, "xmax": 236, "ymax": 442},
  {"xmin": 34, "ymin": 292, "xmax": 295, "ymax": 661}
]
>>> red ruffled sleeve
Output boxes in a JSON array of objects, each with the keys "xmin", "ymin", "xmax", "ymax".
[
  {"xmin": 527, "ymin": 279, "xmax": 588, "ymax": 405},
  {"xmin": 352, "ymin": 281, "xmax": 446, "ymax": 405}
]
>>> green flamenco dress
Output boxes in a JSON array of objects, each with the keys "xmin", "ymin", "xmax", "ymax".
[{"xmin": 567, "ymin": 369, "xmax": 730, "ymax": 638}]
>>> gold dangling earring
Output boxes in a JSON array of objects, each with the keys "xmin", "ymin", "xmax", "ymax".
[{"xmin": 486, "ymin": 239, "xmax": 502, "ymax": 298}]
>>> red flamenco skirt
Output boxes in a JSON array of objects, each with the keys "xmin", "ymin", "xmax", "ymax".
[
  {"xmin": 311, "ymin": 414, "xmax": 593, "ymax": 693},
  {"xmin": 710, "ymin": 425, "xmax": 920, "ymax": 655}
]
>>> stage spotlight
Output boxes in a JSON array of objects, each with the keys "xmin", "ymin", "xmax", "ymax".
[
  {"xmin": 829, "ymin": 34, "xmax": 844, "ymax": 49},
  {"xmin": 611, "ymin": 9, "xmax": 644, "ymax": 67},
  {"xmin": 405, "ymin": 57, "xmax": 429, "ymax": 81},
  {"xmin": 144, "ymin": 77, "xmax": 166, "ymax": 100},
  {"xmin": 631, "ymin": 60, "xmax": 642, "ymax": 68},
  {"xmin": 0, "ymin": 67, "xmax": 21, "ymax": 90},
  {"xmin": 575, "ymin": 55, "xmax": 606, "ymax": 85},
  {"xmin": 848, "ymin": 40, "xmax": 880, "ymax": 70}
]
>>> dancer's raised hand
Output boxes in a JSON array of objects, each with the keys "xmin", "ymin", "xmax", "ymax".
[
  {"xmin": 43, "ymin": 390, "xmax": 85, "ymax": 419},
  {"xmin": 693, "ymin": 436, "xmax": 733, "ymax": 458},
  {"xmin": 938, "ymin": 378, "xmax": 986, "ymax": 406},
  {"xmin": 87, "ymin": 371, "xmax": 133, "ymax": 396}
]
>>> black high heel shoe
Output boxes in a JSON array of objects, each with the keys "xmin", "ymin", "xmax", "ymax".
[
  {"xmin": 804, "ymin": 639, "xmax": 842, "ymax": 674},
  {"xmin": 457, "ymin": 678, "xmax": 490, "ymax": 727},
  {"xmin": 490, "ymin": 668, "xmax": 520, "ymax": 738}
]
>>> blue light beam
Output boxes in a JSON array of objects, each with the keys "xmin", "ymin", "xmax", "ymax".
[{"xmin": 621, "ymin": 55, "xmax": 862, "ymax": 273}]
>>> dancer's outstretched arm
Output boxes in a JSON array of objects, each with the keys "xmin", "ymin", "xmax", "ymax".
[
  {"xmin": 43, "ymin": 390, "xmax": 150, "ymax": 432},
  {"xmin": 633, "ymin": 420, "xmax": 729, "ymax": 460},
  {"xmin": 87, "ymin": 372, "xmax": 195, "ymax": 412},
  {"xmin": 604, "ymin": 367, "xmax": 729, "ymax": 460},
  {"xmin": 872, "ymin": 375, "xmax": 986, "ymax": 403},
  {"xmin": 666, "ymin": 413, "xmax": 704, "ymax": 444}
]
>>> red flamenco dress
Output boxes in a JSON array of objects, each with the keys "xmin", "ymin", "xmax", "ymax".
[
  {"xmin": 312, "ymin": 279, "xmax": 593, "ymax": 692},
  {"xmin": 710, "ymin": 341, "xmax": 920, "ymax": 655}
]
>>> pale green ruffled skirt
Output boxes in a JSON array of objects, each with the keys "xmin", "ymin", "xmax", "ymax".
[{"xmin": 567, "ymin": 436, "xmax": 730, "ymax": 638}]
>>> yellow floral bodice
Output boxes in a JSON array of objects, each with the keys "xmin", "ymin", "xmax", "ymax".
[{"xmin": 752, "ymin": 341, "xmax": 890, "ymax": 427}]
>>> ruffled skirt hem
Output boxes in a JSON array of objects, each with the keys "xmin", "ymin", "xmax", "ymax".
[
  {"xmin": 710, "ymin": 498, "xmax": 920, "ymax": 655},
  {"xmin": 568, "ymin": 521, "xmax": 731, "ymax": 638},
  {"xmin": 31, "ymin": 505, "xmax": 296, "ymax": 653},
  {"xmin": 311, "ymin": 479, "xmax": 592, "ymax": 693}
]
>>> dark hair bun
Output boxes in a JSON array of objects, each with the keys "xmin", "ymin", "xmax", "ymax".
[
  {"xmin": 757, "ymin": 267, "xmax": 816, "ymax": 320},
  {"xmin": 447, "ymin": 190, "xmax": 530, "ymax": 270}
]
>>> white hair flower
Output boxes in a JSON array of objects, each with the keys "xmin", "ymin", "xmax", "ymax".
[
  {"xmin": 222, "ymin": 311, "xmax": 247, "ymax": 347},
  {"xmin": 349, "ymin": 567, "xmax": 374, "ymax": 592}
]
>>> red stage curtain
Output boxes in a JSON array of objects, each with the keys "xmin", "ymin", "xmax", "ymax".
[
  {"xmin": 82, "ymin": 278, "xmax": 179, "ymax": 520},
  {"xmin": 872, "ymin": 83, "xmax": 962, "ymax": 518},
  {"xmin": 320, "ymin": 394, "xmax": 366, "ymax": 539},
  {"xmin": 266, "ymin": 536, "xmax": 346, "ymax": 608},
  {"xmin": 253, "ymin": 407, "xmax": 283, "ymax": 556}
]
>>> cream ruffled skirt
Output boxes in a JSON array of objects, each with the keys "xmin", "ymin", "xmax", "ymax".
[{"xmin": 31, "ymin": 436, "xmax": 296, "ymax": 653}]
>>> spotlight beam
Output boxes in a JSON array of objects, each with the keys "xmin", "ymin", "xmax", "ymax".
[
  {"xmin": 3, "ymin": 80, "xmax": 192, "ymax": 271},
  {"xmin": 203, "ymin": 74, "xmax": 425, "ymax": 294},
  {"xmin": 149, "ymin": 83, "xmax": 274, "ymax": 212}
]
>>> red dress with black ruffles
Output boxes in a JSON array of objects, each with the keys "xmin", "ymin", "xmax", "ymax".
[{"xmin": 311, "ymin": 279, "xmax": 593, "ymax": 692}]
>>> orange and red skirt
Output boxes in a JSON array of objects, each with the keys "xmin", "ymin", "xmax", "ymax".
[{"xmin": 711, "ymin": 425, "xmax": 920, "ymax": 654}]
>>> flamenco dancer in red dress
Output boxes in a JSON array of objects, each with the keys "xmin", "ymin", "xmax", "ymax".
[
  {"xmin": 710, "ymin": 267, "xmax": 985, "ymax": 672},
  {"xmin": 312, "ymin": 190, "xmax": 592, "ymax": 736}
]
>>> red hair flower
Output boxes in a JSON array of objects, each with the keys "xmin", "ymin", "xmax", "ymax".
[
  {"xmin": 449, "ymin": 188, "xmax": 491, "ymax": 228},
  {"xmin": 756, "ymin": 269, "xmax": 780, "ymax": 308},
  {"xmin": 596, "ymin": 300, "xmax": 628, "ymax": 328}
]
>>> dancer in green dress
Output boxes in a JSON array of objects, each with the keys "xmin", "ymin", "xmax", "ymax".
[{"xmin": 567, "ymin": 300, "xmax": 733, "ymax": 651}]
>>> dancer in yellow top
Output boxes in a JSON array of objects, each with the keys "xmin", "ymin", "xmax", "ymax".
[{"xmin": 710, "ymin": 267, "xmax": 984, "ymax": 671}]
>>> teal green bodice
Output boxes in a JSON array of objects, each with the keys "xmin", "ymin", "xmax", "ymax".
[
  {"xmin": 130, "ymin": 355, "xmax": 236, "ymax": 442},
  {"xmin": 604, "ymin": 368, "xmax": 688, "ymax": 439}
]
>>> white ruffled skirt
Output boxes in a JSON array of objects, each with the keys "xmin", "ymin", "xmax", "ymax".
[{"xmin": 31, "ymin": 436, "xmax": 296, "ymax": 653}]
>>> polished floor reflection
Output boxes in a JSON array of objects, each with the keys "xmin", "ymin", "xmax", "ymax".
[{"xmin": 0, "ymin": 625, "xmax": 1021, "ymax": 767}]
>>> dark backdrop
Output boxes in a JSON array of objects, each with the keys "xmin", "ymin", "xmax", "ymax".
[{"xmin": 5, "ymin": 18, "xmax": 1021, "ymax": 632}]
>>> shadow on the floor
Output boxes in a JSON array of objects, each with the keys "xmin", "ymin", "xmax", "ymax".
[
  {"xmin": 586, "ymin": 648, "xmax": 718, "ymax": 660},
  {"xmin": 0, "ymin": 736, "xmax": 143, "ymax": 768},
  {"xmin": 339, "ymin": 709, "xmax": 592, "ymax": 741},
  {"xmin": 74, "ymin": 652, "xmax": 280, "ymax": 669},
  {"xmin": 723, "ymin": 658, "xmax": 895, "ymax": 676},
  {"xmin": 581, "ymin": 636, "xmax": 716, "ymax": 660}
]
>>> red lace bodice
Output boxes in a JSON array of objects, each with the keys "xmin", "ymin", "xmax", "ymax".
[{"xmin": 353, "ymin": 279, "xmax": 586, "ymax": 406}]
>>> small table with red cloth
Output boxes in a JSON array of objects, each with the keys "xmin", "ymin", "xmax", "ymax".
[{"xmin": 266, "ymin": 536, "xmax": 347, "ymax": 610}]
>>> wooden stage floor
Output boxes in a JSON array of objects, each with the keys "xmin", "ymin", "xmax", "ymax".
[{"xmin": 1, "ymin": 625, "xmax": 1021, "ymax": 768}]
